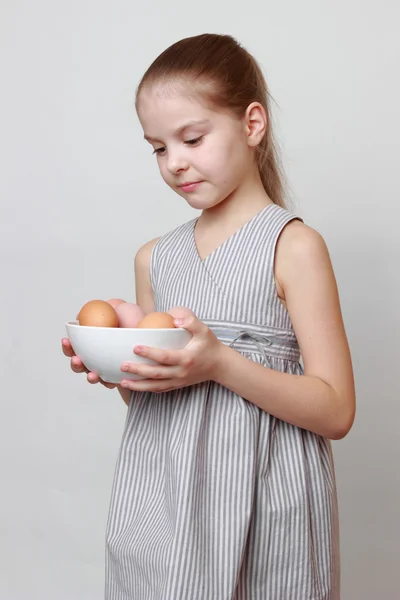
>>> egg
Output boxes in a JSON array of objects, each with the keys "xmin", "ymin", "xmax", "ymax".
[
  {"xmin": 78, "ymin": 300, "xmax": 119, "ymax": 327},
  {"xmin": 106, "ymin": 298, "xmax": 126, "ymax": 310},
  {"xmin": 116, "ymin": 302, "xmax": 145, "ymax": 328},
  {"xmin": 137, "ymin": 312, "xmax": 175, "ymax": 329}
]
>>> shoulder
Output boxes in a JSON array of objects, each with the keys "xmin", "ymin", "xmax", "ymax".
[
  {"xmin": 276, "ymin": 220, "xmax": 330, "ymax": 275},
  {"xmin": 142, "ymin": 218, "xmax": 196, "ymax": 263},
  {"xmin": 134, "ymin": 217, "xmax": 195, "ymax": 275},
  {"xmin": 134, "ymin": 237, "xmax": 161, "ymax": 270},
  {"xmin": 160, "ymin": 218, "xmax": 195, "ymax": 245},
  {"xmin": 274, "ymin": 219, "xmax": 333, "ymax": 301}
]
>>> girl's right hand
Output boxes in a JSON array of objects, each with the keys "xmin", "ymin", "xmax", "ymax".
[{"xmin": 61, "ymin": 338, "xmax": 117, "ymax": 389}]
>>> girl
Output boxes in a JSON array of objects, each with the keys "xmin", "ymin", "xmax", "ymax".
[{"xmin": 62, "ymin": 33, "xmax": 355, "ymax": 599}]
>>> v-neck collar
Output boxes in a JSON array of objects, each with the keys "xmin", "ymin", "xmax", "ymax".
[{"xmin": 192, "ymin": 203, "xmax": 276, "ymax": 263}]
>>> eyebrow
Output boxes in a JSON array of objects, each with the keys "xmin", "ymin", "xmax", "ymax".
[{"xmin": 144, "ymin": 119, "xmax": 210, "ymax": 143}]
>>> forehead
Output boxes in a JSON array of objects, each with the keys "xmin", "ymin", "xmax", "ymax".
[{"xmin": 137, "ymin": 81, "xmax": 230, "ymax": 137}]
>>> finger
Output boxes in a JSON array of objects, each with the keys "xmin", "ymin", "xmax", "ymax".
[
  {"xmin": 121, "ymin": 361, "xmax": 179, "ymax": 380},
  {"xmin": 167, "ymin": 306, "xmax": 196, "ymax": 320},
  {"xmin": 70, "ymin": 356, "xmax": 87, "ymax": 373},
  {"xmin": 120, "ymin": 378, "xmax": 177, "ymax": 393},
  {"xmin": 173, "ymin": 314, "xmax": 204, "ymax": 334},
  {"xmin": 87, "ymin": 372, "xmax": 100, "ymax": 384},
  {"xmin": 167, "ymin": 307, "xmax": 203, "ymax": 333},
  {"xmin": 62, "ymin": 338, "xmax": 76, "ymax": 358},
  {"xmin": 102, "ymin": 381, "xmax": 117, "ymax": 389},
  {"xmin": 133, "ymin": 346, "xmax": 181, "ymax": 365}
]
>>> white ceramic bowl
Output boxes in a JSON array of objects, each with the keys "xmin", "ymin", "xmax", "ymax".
[{"xmin": 65, "ymin": 321, "xmax": 192, "ymax": 384}]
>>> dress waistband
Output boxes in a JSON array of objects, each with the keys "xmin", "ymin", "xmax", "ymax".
[{"xmin": 206, "ymin": 321, "xmax": 301, "ymax": 363}]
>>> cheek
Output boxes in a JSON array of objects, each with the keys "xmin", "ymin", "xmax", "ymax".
[
  {"xmin": 158, "ymin": 161, "xmax": 172, "ymax": 183},
  {"xmin": 203, "ymin": 146, "xmax": 245, "ymax": 186},
  {"xmin": 199, "ymin": 146, "xmax": 230, "ymax": 178}
]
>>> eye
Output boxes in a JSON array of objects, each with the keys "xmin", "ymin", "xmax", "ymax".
[
  {"xmin": 184, "ymin": 136, "xmax": 203, "ymax": 147},
  {"xmin": 153, "ymin": 146, "xmax": 166, "ymax": 156}
]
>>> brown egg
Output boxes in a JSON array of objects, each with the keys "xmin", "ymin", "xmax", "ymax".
[
  {"xmin": 137, "ymin": 312, "xmax": 175, "ymax": 329},
  {"xmin": 78, "ymin": 300, "xmax": 119, "ymax": 327},
  {"xmin": 116, "ymin": 302, "xmax": 146, "ymax": 328},
  {"xmin": 106, "ymin": 298, "xmax": 126, "ymax": 310}
]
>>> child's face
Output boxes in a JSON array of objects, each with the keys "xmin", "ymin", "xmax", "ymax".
[{"xmin": 137, "ymin": 82, "xmax": 256, "ymax": 211}]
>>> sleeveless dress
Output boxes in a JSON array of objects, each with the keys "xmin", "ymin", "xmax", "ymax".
[{"xmin": 105, "ymin": 204, "xmax": 340, "ymax": 600}]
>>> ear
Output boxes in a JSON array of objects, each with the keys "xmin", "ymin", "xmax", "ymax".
[{"xmin": 244, "ymin": 102, "xmax": 267, "ymax": 147}]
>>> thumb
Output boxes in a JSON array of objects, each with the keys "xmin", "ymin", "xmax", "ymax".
[
  {"xmin": 167, "ymin": 307, "xmax": 201, "ymax": 332},
  {"xmin": 168, "ymin": 306, "xmax": 195, "ymax": 320},
  {"xmin": 173, "ymin": 314, "xmax": 203, "ymax": 333}
]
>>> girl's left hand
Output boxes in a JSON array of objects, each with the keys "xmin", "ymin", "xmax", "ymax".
[{"xmin": 120, "ymin": 308, "xmax": 223, "ymax": 392}]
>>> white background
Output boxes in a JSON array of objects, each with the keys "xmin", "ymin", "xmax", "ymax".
[{"xmin": 1, "ymin": 1, "xmax": 399, "ymax": 598}]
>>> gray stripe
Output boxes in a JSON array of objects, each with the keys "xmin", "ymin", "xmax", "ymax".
[{"xmin": 105, "ymin": 204, "xmax": 339, "ymax": 599}]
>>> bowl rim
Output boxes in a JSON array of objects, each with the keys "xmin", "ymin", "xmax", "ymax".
[{"xmin": 65, "ymin": 320, "xmax": 187, "ymax": 332}]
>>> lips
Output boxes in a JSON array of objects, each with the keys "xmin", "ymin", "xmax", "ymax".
[{"xmin": 179, "ymin": 181, "xmax": 203, "ymax": 192}]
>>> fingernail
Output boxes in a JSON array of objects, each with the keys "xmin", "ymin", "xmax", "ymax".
[{"xmin": 174, "ymin": 319, "xmax": 184, "ymax": 326}]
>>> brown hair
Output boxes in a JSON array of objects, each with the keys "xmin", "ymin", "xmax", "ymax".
[{"xmin": 136, "ymin": 33, "xmax": 288, "ymax": 208}]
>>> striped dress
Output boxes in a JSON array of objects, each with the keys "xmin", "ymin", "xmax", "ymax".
[{"xmin": 105, "ymin": 204, "xmax": 340, "ymax": 599}]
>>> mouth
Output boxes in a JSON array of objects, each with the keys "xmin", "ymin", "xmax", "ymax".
[{"xmin": 178, "ymin": 181, "xmax": 203, "ymax": 193}]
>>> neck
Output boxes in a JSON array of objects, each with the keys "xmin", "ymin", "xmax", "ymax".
[{"xmin": 199, "ymin": 169, "xmax": 273, "ymax": 230}]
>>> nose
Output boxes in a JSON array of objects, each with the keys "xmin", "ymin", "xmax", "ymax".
[{"xmin": 166, "ymin": 148, "xmax": 189, "ymax": 175}]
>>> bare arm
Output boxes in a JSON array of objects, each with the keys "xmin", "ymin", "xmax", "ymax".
[
  {"xmin": 134, "ymin": 238, "xmax": 160, "ymax": 315},
  {"xmin": 117, "ymin": 237, "xmax": 160, "ymax": 406},
  {"xmin": 214, "ymin": 221, "xmax": 355, "ymax": 439}
]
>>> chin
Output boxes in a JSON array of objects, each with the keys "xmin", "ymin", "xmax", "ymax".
[
  {"xmin": 170, "ymin": 182, "xmax": 231, "ymax": 211},
  {"xmin": 186, "ymin": 197, "xmax": 223, "ymax": 211},
  {"xmin": 184, "ymin": 197, "xmax": 210, "ymax": 209},
  {"xmin": 181, "ymin": 190, "xmax": 228, "ymax": 211}
]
